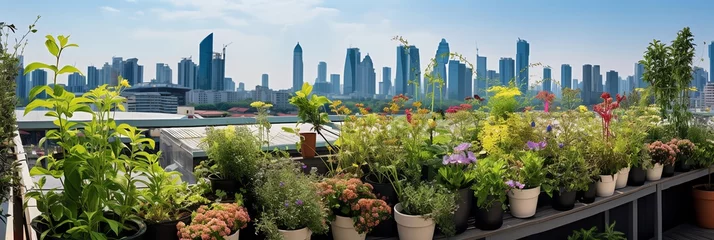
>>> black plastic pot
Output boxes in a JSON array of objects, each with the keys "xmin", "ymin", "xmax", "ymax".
[
  {"xmin": 364, "ymin": 175, "xmax": 397, "ymax": 237},
  {"xmin": 675, "ymin": 160, "xmax": 692, "ymax": 172},
  {"xmin": 208, "ymin": 174, "xmax": 239, "ymax": 195},
  {"xmin": 32, "ymin": 214, "xmax": 146, "ymax": 240},
  {"xmin": 552, "ymin": 189, "xmax": 577, "ymax": 211},
  {"xmin": 474, "ymin": 196, "xmax": 504, "ymax": 230},
  {"xmin": 145, "ymin": 211, "xmax": 191, "ymax": 240},
  {"xmin": 453, "ymin": 188, "xmax": 473, "ymax": 234},
  {"xmin": 628, "ymin": 167, "xmax": 646, "ymax": 186},
  {"xmin": 662, "ymin": 164, "xmax": 675, "ymax": 178},
  {"xmin": 579, "ymin": 182, "xmax": 597, "ymax": 204},
  {"xmin": 537, "ymin": 189, "xmax": 552, "ymax": 208}
]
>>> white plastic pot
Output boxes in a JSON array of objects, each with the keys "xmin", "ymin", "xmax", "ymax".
[
  {"xmin": 279, "ymin": 227, "xmax": 312, "ymax": 240},
  {"xmin": 616, "ymin": 166, "xmax": 630, "ymax": 189},
  {"xmin": 331, "ymin": 215, "xmax": 366, "ymax": 240},
  {"xmin": 646, "ymin": 163, "xmax": 664, "ymax": 181},
  {"xmin": 225, "ymin": 230, "xmax": 239, "ymax": 240},
  {"xmin": 394, "ymin": 203, "xmax": 435, "ymax": 240},
  {"xmin": 507, "ymin": 186, "xmax": 541, "ymax": 218},
  {"xmin": 596, "ymin": 173, "xmax": 619, "ymax": 197}
]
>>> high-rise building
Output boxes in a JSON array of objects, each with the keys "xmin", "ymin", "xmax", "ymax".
[
  {"xmin": 408, "ymin": 46, "xmax": 421, "ymax": 96},
  {"xmin": 198, "ymin": 33, "xmax": 213, "ymax": 90},
  {"xmin": 111, "ymin": 57, "xmax": 123, "ymax": 86},
  {"xmin": 262, "ymin": 74, "xmax": 269, "ymax": 88},
  {"xmin": 224, "ymin": 77, "xmax": 235, "ymax": 92},
  {"xmin": 15, "ymin": 55, "xmax": 27, "ymax": 102},
  {"xmin": 178, "ymin": 57, "xmax": 197, "ymax": 89},
  {"xmin": 381, "ymin": 67, "xmax": 391, "ymax": 96},
  {"xmin": 395, "ymin": 45, "xmax": 421, "ymax": 96},
  {"xmin": 155, "ymin": 63, "xmax": 172, "ymax": 84},
  {"xmin": 396, "ymin": 46, "xmax": 409, "ymax": 95},
  {"xmin": 626, "ymin": 76, "xmax": 634, "ymax": 94},
  {"xmin": 463, "ymin": 67, "xmax": 472, "ymax": 100},
  {"xmin": 592, "ymin": 65, "xmax": 602, "ymax": 94},
  {"xmin": 499, "ymin": 57, "xmax": 515, "ymax": 86},
  {"xmin": 67, "ymin": 72, "xmax": 86, "ymax": 93},
  {"xmin": 120, "ymin": 58, "xmax": 141, "ymax": 86},
  {"xmin": 605, "ymin": 70, "xmax": 619, "ymax": 97},
  {"xmin": 360, "ymin": 55, "xmax": 376, "ymax": 97},
  {"xmin": 430, "ymin": 39, "xmax": 449, "ymax": 96},
  {"xmin": 211, "ymin": 53, "xmax": 225, "ymax": 91},
  {"xmin": 87, "ymin": 66, "xmax": 100, "ymax": 90},
  {"xmin": 330, "ymin": 74, "xmax": 341, "ymax": 95},
  {"xmin": 635, "ymin": 62, "xmax": 646, "ymax": 89},
  {"xmin": 574, "ymin": 79, "xmax": 580, "ymax": 89},
  {"xmin": 344, "ymin": 48, "xmax": 361, "ymax": 95},
  {"xmin": 476, "ymin": 55, "xmax": 487, "ymax": 97},
  {"xmin": 448, "ymin": 60, "xmax": 467, "ymax": 100},
  {"xmin": 100, "ymin": 63, "xmax": 111, "ymax": 86},
  {"xmin": 238, "ymin": 82, "xmax": 245, "ymax": 91},
  {"xmin": 293, "ymin": 43, "xmax": 304, "ymax": 91},
  {"xmin": 486, "ymin": 70, "xmax": 498, "ymax": 90},
  {"xmin": 317, "ymin": 61, "xmax": 327, "ymax": 83},
  {"xmin": 543, "ymin": 67, "xmax": 552, "ymax": 92},
  {"xmin": 138, "ymin": 65, "xmax": 144, "ymax": 84},
  {"xmin": 30, "ymin": 69, "xmax": 48, "ymax": 99},
  {"xmin": 709, "ymin": 41, "xmax": 713, "ymax": 83},
  {"xmin": 516, "ymin": 39, "xmax": 530, "ymax": 94},
  {"xmin": 692, "ymin": 67, "xmax": 708, "ymax": 98},
  {"xmin": 582, "ymin": 64, "xmax": 593, "ymax": 105},
  {"xmin": 561, "ymin": 64, "xmax": 572, "ymax": 89}
]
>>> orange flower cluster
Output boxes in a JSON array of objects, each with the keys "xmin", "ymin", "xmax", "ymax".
[
  {"xmin": 330, "ymin": 100, "xmax": 352, "ymax": 115},
  {"xmin": 316, "ymin": 177, "xmax": 390, "ymax": 234},
  {"xmin": 353, "ymin": 199, "xmax": 392, "ymax": 234},
  {"xmin": 176, "ymin": 203, "xmax": 250, "ymax": 240}
]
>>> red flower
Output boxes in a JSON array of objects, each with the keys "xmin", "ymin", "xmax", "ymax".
[
  {"xmin": 474, "ymin": 95, "xmax": 485, "ymax": 102},
  {"xmin": 365, "ymin": 107, "xmax": 372, "ymax": 112},
  {"xmin": 600, "ymin": 92, "xmax": 611, "ymax": 100},
  {"xmin": 405, "ymin": 109, "xmax": 412, "ymax": 123}
]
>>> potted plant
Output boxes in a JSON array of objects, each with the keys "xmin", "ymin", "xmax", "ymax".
[
  {"xmin": 645, "ymin": 141, "xmax": 675, "ymax": 181},
  {"xmin": 472, "ymin": 157, "xmax": 508, "ymax": 230},
  {"xmin": 591, "ymin": 93, "xmax": 627, "ymax": 197},
  {"xmin": 546, "ymin": 146, "xmax": 591, "ymax": 211},
  {"xmin": 288, "ymin": 83, "xmax": 335, "ymax": 158},
  {"xmin": 690, "ymin": 123, "xmax": 714, "ymax": 228},
  {"xmin": 199, "ymin": 126, "xmax": 263, "ymax": 196},
  {"xmin": 316, "ymin": 177, "xmax": 391, "ymax": 240},
  {"xmin": 394, "ymin": 183, "xmax": 456, "ymax": 240},
  {"xmin": 661, "ymin": 139, "xmax": 681, "ymax": 177},
  {"xmin": 176, "ymin": 202, "xmax": 250, "ymax": 240},
  {"xmin": 673, "ymin": 139, "xmax": 696, "ymax": 172},
  {"xmin": 612, "ymin": 107, "xmax": 659, "ymax": 187},
  {"xmin": 254, "ymin": 159, "xmax": 328, "ymax": 240},
  {"xmin": 507, "ymin": 148, "xmax": 547, "ymax": 218},
  {"xmin": 437, "ymin": 142, "xmax": 477, "ymax": 233},
  {"xmin": 24, "ymin": 35, "xmax": 147, "ymax": 239}
]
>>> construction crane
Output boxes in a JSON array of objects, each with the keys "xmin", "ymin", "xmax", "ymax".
[{"xmin": 222, "ymin": 42, "xmax": 233, "ymax": 59}]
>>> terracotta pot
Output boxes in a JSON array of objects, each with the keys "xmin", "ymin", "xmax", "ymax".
[
  {"xmin": 615, "ymin": 166, "xmax": 630, "ymax": 189},
  {"xmin": 300, "ymin": 132, "xmax": 317, "ymax": 159},
  {"xmin": 693, "ymin": 184, "xmax": 714, "ymax": 229},
  {"xmin": 331, "ymin": 215, "xmax": 365, "ymax": 240},
  {"xmin": 394, "ymin": 203, "xmax": 435, "ymax": 240},
  {"xmin": 596, "ymin": 173, "xmax": 618, "ymax": 197},
  {"xmin": 507, "ymin": 186, "xmax": 540, "ymax": 218},
  {"xmin": 279, "ymin": 227, "xmax": 312, "ymax": 240},
  {"xmin": 646, "ymin": 163, "xmax": 664, "ymax": 181}
]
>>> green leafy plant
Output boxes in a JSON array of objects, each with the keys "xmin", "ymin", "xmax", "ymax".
[
  {"xmin": 509, "ymin": 151, "xmax": 547, "ymax": 190},
  {"xmin": 251, "ymin": 101, "xmax": 273, "ymax": 148},
  {"xmin": 288, "ymin": 82, "xmax": 337, "ymax": 150},
  {"xmin": 545, "ymin": 146, "xmax": 591, "ymax": 195},
  {"xmin": 599, "ymin": 222, "xmax": 627, "ymax": 240},
  {"xmin": 254, "ymin": 159, "xmax": 328, "ymax": 239},
  {"xmin": 200, "ymin": 126, "xmax": 263, "ymax": 186},
  {"xmin": 437, "ymin": 143, "xmax": 477, "ymax": 190},
  {"xmin": 398, "ymin": 183, "xmax": 457, "ymax": 236},
  {"xmin": 472, "ymin": 157, "xmax": 508, "ymax": 210},
  {"xmin": 486, "ymin": 85, "xmax": 521, "ymax": 120},
  {"xmin": 567, "ymin": 226, "xmax": 599, "ymax": 240},
  {"xmin": 315, "ymin": 177, "xmax": 391, "ymax": 234}
]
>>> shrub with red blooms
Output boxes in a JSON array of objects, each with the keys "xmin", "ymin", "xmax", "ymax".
[
  {"xmin": 316, "ymin": 177, "xmax": 391, "ymax": 234},
  {"xmin": 593, "ymin": 92, "xmax": 626, "ymax": 140},
  {"xmin": 647, "ymin": 141, "xmax": 677, "ymax": 165},
  {"xmin": 445, "ymin": 104, "xmax": 473, "ymax": 113},
  {"xmin": 176, "ymin": 203, "xmax": 250, "ymax": 240}
]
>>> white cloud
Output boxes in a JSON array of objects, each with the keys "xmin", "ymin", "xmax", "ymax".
[{"xmin": 100, "ymin": 6, "xmax": 121, "ymax": 13}]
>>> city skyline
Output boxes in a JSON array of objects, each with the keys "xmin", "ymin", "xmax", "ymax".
[{"xmin": 6, "ymin": 0, "xmax": 714, "ymax": 91}]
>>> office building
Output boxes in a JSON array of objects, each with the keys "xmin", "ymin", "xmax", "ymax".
[
  {"xmin": 100, "ymin": 63, "xmax": 111, "ymax": 86},
  {"xmin": 499, "ymin": 57, "xmax": 515, "ymax": 86},
  {"xmin": 561, "ymin": 64, "xmax": 572, "ymax": 89},
  {"xmin": 187, "ymin": 89, "xmax": 246, "ymax": 105},
  {"xmin": 15, "ymin": 55, "xmax": 27, "ymax": 102},
  {"xmin": 198, "ymin": 33, "xmax": 213, "ymax": 90},
  {"xmin": 448, "ymin": 60, "xmax": 467, "ymax": 100},
  {"xmin": 261, "ymin": 74, "xmax": 269, "ymax": 88},
  {"xmin": 574, "ymin": 79, "xmax": 580, "ymax": 89},
  {"xmin": 238, "ymin": 82, "xmax": 245, "ymax": 92},
  {"xmin": 155, "ymin": 63, "xmax": 172, "ymax": 84},
  {"xmin": 359, "ymin": 54, "xmax": 376, "ymax": 97},
  {"xmin": 86, "ymin": 66, "xmax": 100, "ymax": 90},
  {"xmin": 330, "ymin": 74, "xmax": 341, "ymax": 95},
  {"xmin": 178, "ymin": 57, "xmax": 197, "ymax": 89},
  {"xmin": 67, "ymin": 72, "xmax": 86, "ymax": 93},
  {"xmin": 709, "ymin": 41, "xmax": 713, "ymax": 83},
  {"xmin": 692, "ymin": 67, "xmax": 708, "ymax": 98},
  {"xmin": 396, "ymin": 46, "xmax": 409, "ymax": 95},
  {"xmin": 381, "ymin": 67, "xmax": 391, "ymax": 96},
  {"xmin": 293, "ymin": 43, "xmax": 304, "ymax": 91},
  {"xmin": 120, "ymin": 58, "xmax": 142, "ymax": 85},
  {"xmin": 486, "ymin": 70, "xmax": 498, "ymax": 89},
  {"xmin": 463, "ymin": 67, "xmax": 472, "ymax": 99},
  {"xmin": 111, "ymin": 57, "xmax": 123, "ymax": 86},
  {"xmin": 344, "ymin": 48, "xmax": 361, "ymax": 95},
  {"xmin": 605, "ymin": 70, "xmax": 619, "ymax": 97},
  {"xmin": 543, "ymin": 67, "xmax": 552, "ymax": 92},
  {"xmin": 516, "ymin": 39, "xmax": 530, "ymax": 94},
  {"xmin": 211, "ymin": 53, "xmax": 225, "ymax": 91},
  {"xmin": 252, "ymin": 86, "xmax": 273, "ymax": 103},
  {"xmin": 30, "ymin": 69, "xmax": 48, "ymax": 99},
  {"xmin": 430, "ymin": 39, "xmax": 449, "ymax": 96},
  {"xmin": 476, "ymin": 55, "xmax": 487, "ymax": 97},
  {"xmin": 408, "ymin": 46, "xmax": 421, "ymax": 96},
  {"xmin": 272, "ymin": 90, "xmax": 291, "ymax": 110},
  {"xmin": 582, "ymin": 64, "xmax": 593, "ymax": 105},
  {"xmin": 224, "ymin": 77, "xmax": 235, "ymax": 92},
  {"xmin": 635, "ymin": 62, "xmax": 646, "ymax": 89},
  {"xmin": 123, "ymin": 92, "xmax": 178, "ymax": 114},
  {"xmin": 317, "ymin": 61, "xmax": 327, "ymax": 83}
]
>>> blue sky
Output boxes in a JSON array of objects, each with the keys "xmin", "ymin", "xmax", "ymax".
[{"xmin": 6, "ymin": 0, "xmax": 714, "ymax": 89}]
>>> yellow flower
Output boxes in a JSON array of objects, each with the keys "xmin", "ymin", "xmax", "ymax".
[
  {"xmin": 556, "ymin": 106, "xmax": 561, "ymax": 110},
  {"xmin": 412, "ymin": 101, "xmax": 422, "ymax": 109},
  {"xmin": 578, "ymin": 105, "xmax": 588, "ymax": 113},
  {"xmin": 351, "ymin": 163, "xmax": 359, "ymax": 168},
  {"xmin": 635, "ymin": 88, "xmax": 645, "ymax": 92},
  {"xmin": 120, "ymin": 79, "xmax": 131, "ymax": 88},
  {"xmin": 264, "ymin": 103, "xmax": 273, "ymax": 108},
  {"xmin": 250, "ymin": 101, "xmax": 265, "ymax": 108},
  {"xmin": 428, "ymin": 119, "xmax": 437, "ymax": 129}
]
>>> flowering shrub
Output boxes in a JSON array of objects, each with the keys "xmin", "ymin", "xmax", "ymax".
[
  {"xmin": 400, "ymin": 183, "xmax": 457, "ymax": 236},
  {"xmin": 535, "ymin": 91, "xmax": 556, "ymax": 112},
  {"xmin": 670, "ymin": 138, "xmax": 695, "ymax": 164},
  {"xmin": 593, "ymin": 92, "xmax": 626, "ymax": 140},
  {"xmin": 438, "ymin": 143, "xmax": 478, "ymax": 190},
  {"xmin": 508, "ymin": 151, "xmax": 547, "ymax": 190},
  {"xmin": 316, "ymin": 177, "xmax": 391, "ymax": 234},
  {"xmin": 647, "ymin": 141, "xmax": 677, "ymax": 165},
  {"xmin": 176, "ymin": 203, "xmax": 250, "ymax": 240}
]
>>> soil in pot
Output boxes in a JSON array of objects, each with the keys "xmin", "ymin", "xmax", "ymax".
[
  {"xmin": 474, "ymin": 196, "xmax": 504, "ymax": 230},
  {"xmin": 552, "ymin": 189, "xmax": 577, "ymax": 211},
  {"xmin": 208, "ymin": 174, "xmax": 239, "ymax": 195},
  {"xmin": 364, "ymin": 175, "xmax": 397, "ymax": 237},
  {"xmin": 300, "ymin": 132, "xmax": 317, "ymax": 159},
  {"xmin": 662, "ymin": 164, "xmax": 675, "ymax": 178},
  {"xmin": 579, "ymin": 182, "xmax": 597, "ymax": 204},
  {"xmin": 32, "ymin": 214, "xmax": 147, "ymax": 240},
  {"xmin": 453, "ymin": 188, "xmax": 473, "ymax": 234},
  {"xmin": 675, "ymin": 160, "xmax": 692, "ymax": 172},
  {"xmin": 628, "ymin": 167, "xmax": 646, "ymax": 186},
  {"xmin": 145, "ymin": 211, "xmax": 191, "ymax": 240},
  {"xmin": 693, "ymin": 184, "xmax": 714, "ymax": 229}
]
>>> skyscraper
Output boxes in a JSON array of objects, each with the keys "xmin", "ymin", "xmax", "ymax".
[
  {"xmin": 463, "ymin": 67, "xmax": 472, "ymax": 99},
  {"xmin": 178, "ymin": 57, "xmax": 197, "ymax": 89},
  {"xmin": 396, "ymin": 46, "xmax": 409, "ymax": 95},
  {"xmin": 606, "ymin": 70, "xmax": 619, "ymax": 98},
  {"xmin": 692, "ymin": 67, "xmax": 707, "ymax": 98},
  {"xmin": 198, "ymin": 33, "xmax": 213, "ymax": 90},
  {"xmin": 211, "ymin": 53, "xmax": 225, "ymax": 90},
  {"xmin": 344, "ymin": 48, "xmax": 361, "ymax": 95},
  {"xmin": 261, "ymin": 74, "xmax": 269, "ymax": 88},
  {"xmin": 293, "ymin": 43, "xmax": 304, "ymax": 91},
  {"xmin": 317, "ymin": 61, "xmax": 327, "ymax": 83},
  {"xmin": 634, "ymin": 63, "xmax": 646, "ymax": 89},
  {"xmin": 476, "ymin": 55, "xmax": 487, "ymax": 97},
  {"xmin": 330, "ymin": 74, "xmax": 341, "ymax": 95},
  {"xmin": 543, "ymin": 67, "xmax": 552, "ymax": 92},
  {"xmin": 30, "ymin": 69, "xmax": 48, "ymax": 99},
  {"xmin": 15, "ymin": 55, "xmax": 27, "ymax": 102},
  {"xmin": 582, "ymin": 64, "xmax": 593, "ymax": 105},
  {"xmin": 87, "ymin": 65, "xmax": 100, "ymax": 90},
  {"xmin": 67, "ymin": 72, "xmax": 86, "ymax": 93},
  {"xmin": 155, "ymin": 63, "xmax": 172, "ymax": 84},
  {"xmin": 561, "ymin": 64, "xmax": 572, "ymax": 89},
  {"xmin": 111, "ymin": 57, "xmax": 123, "ymax": 86},
  {"xmin": 122, "ymin": 58, "xmax": 141, "ymax": 85},
  {"xmin": 381, "ymin": 67, "xmax": 391, "ymax": 95},
  {"xmin": 361, "ymin": 55, "xmax": 376, "ymax": 97},
  {"xmin": 593, "ymin": 65, "xmax": 602, "ymax": 93},
  {"xmin": 574, "ymin": 79, "xmax": 580, "ymax": 89},
  {"xmin": 486, "ymin": 70, "xmax": 497, "ymax": 88},
  {"xmin": 516, "ymin": 39, "xmax": 530, "ymax": 94},
  {"xmin": 448, "ymin": 60, "xmax": 464, "ymax": 100},
  {"xmin": 626, "ymin": 76, "xmax": 634, "ymax": 94},
  {"xmin": 238, "ymin": 82, "xmax": 245, "ymax": 91},
  {"xmin": 408, "ymin": 46, "xmax": 421, "ymax": 96},
  {"xmin": 499, "ymin": 57, "xmax": 515, "ymax": 86},
  {"xmin": 430, "ymin": 39, "xmax": 449, "ymax": 96},
  {"xmin": 101, "ymin": 63, "xmax": 111, "ymax": 86},
  {"xmin": 709, "ymin": 41, "xmax": 713, "ymax": 83},
  {"xmin": 224, "ymin": 77, "xmax": 235, "ymax": 92}
]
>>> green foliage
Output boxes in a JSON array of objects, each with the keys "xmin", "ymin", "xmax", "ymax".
[
  {"xmin": 437, "ymin": 164, "xmax": 477, "ymax": 191},
  {"xmin": 612, "ymin": 107, "xmax": 660, "ymax": 168},
  {"xmin": 399, "ymin": 183, "xmax": 457, "ymax": 236},
  {"xmin": 201, "ymin": 126, "xmax": 263, "ymax": 185},
  {"xmin": 472, "ymin": 157, "xmax": 508, "ymax": 209},
  {"xmin": 546, "ymin": 146, "xmax": 591, "ymax": 194},
  {"xmin": 479, "ymin": 113, "xmax": 537, "ymax": 155},
  {"xmin": 568, "ymin": 222, "xmax": 626, "ymax": 240},
  {"xmin": 567, "ymin": 226, "xmax": 599, "ymax": 240},
  {"xmin": 486, "ymin": 84, "xmax": 521, "ymax": 120},
  {"xmin": 289, "ymin": 82, "xmax": 331, "ymax": 131},
  {"xmin": 511, "ymin": 151, "xmax": 547, "ymax": 189},
  {"xmin": 560, "ymin": 88, "xmax": 582, "ymax": 110},
  {"xmin": 254, "ymin": 159, "xmax": 328, "ymax": 239}
]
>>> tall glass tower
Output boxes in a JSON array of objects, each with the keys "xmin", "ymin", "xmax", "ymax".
[
  {"xmin": 198, "ymin": 33, "xmax": 213, "ymax": 90},
  {"xmin": 395, "ymin": 46, "xmax": 409, "ymax": 95},
  {"xmin": 262, "ymin": 74, "xmax": 269, "ymax": 88},
  {"xmin": 430, "ymin": 39, "xmax": 449, "ymax": 96},
  {"xmin": 543, "ymin": 67, "xmax": 552, "ymax": 92},
  {"xmin": 516, "ymin": 39, "xmax": 530, "ymax": 94},
  {"xmin": 293, "ymin": 43, "xmax": 304, "ymax": 91},
  {"xmin": 499, "ymin": 57, "xmax": 515, "ymax": 86},
  {"xmin": 343, "ymin": 48, "xmax": 361, "ymax": 95},
  {"xmin": 561, "ymin": 64, "xmax": 572, "ymax": 89},
  {"xmin": 476, "ymin": 55, "xmax": 487, "ymax": 97},
  {"xmin": 582, "ymin": 64, "xmax": 593, "ymax": 105}
]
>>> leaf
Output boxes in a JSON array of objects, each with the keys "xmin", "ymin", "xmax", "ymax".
[
  {"xmin": 50, "ymin": 204, "xmax": 64, "ymax": 220},
  {"xmin": 65, "ymin": 43, "xmax": 79, "ymax": 48},
  {"xmin": 24, "ymin": 62, "xmax": 52, "ymax": 75},
  {"xmin": 104, "ymin": 218, "xmax": 121, "ymax": 235},
  {"xmin": 281, "ymin": 127, "xmax": 297, "ymax": 134},
  {"xmin": 24, "ymin": 99, "xmax": 54, "ymax": 115},
  {"xmin": 58, "ymin": 65, "xmax": 83, "ymax": 75},
  {"xmin": 57, "ymin": 35, "xmax": 68, "ymax": 48},
  {"xmin": 45, "ymin": 38, "xmax": 59, "ymax": 57}
]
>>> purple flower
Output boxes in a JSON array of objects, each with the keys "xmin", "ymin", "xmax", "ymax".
[
  {"xmin": 442, "ymin": 143, "xmax": 478, "ymax": 165},
  {"xmin": 302, "ymin": 164, "xmax": 307, "ymax": 169},
  {"xmin": 546, "ymin": 125, "xmax": 552, "ymax": 132},
  {"xmin": 454, "ymin": 143, "xmax": 472, "ymax": 152},
  {"xmin": 505, "ymin": 179, "xmax": 525, "ymax": 189},
  {"xmin": 526, "ymin": 141, "xmax": 547, "ymax": 151},
  {"xmin": 284, "ymin": 201, "xmax": 289, "ymax": 207},
  {"xmin": 279, "ymin": 182, "xmax": 285, "ymax": 187},
  {"xmin": 531, "ymin": 121, "xmax": 536, "ymax": 127},
  {"xmin": 558, "ymin": 143, "xmax": 564, "ymax": 148},
  {"xmin": 295, "ymin": 199, "xmax": 303, "ymax": 206}
]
